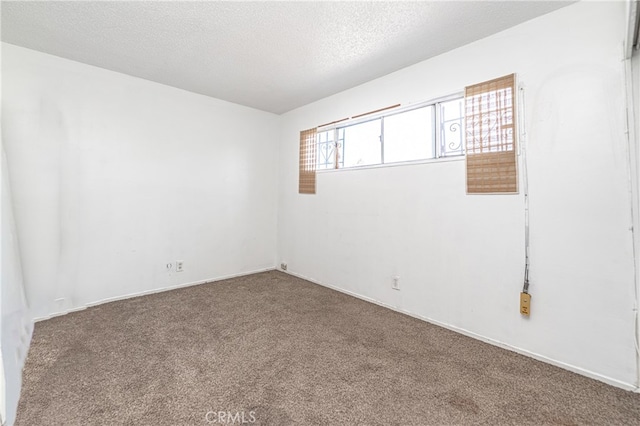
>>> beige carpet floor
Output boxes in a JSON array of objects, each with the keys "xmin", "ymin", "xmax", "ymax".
[{"xmin": 15, "ymin": 271, "xmax": 640, "ymax": 425}]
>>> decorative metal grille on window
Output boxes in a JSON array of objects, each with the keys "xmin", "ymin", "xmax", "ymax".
[
  {"xmin": 299, "ymin": 127, "xmax": 318, "ymax": 194},
  {"xmin": 439, "ymin": 98, "xmax": 465, "ymax": 157},
  {"xmin": 316, "ymin": 129, "xmax": 345, "ymax": 170},
  {"xmin": 465, "ymin": 74, "xmax": 518, "ymax": 194}
]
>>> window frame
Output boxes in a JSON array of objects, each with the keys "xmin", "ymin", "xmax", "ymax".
[{"xmin": 316, "ymin": 92, "xmax": 465, "ymax": 172}]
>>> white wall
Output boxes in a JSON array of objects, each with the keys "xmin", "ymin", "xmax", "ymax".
[
  {"xmin": 1, "ymin": 149, "xmax": 32, "ymax": 426},
  {"xmin": 2, "ymin": 43, "xmax": 280, "ymax": 321},
  {"xmin": 631, "ymin": 32, "xmax": 640, "ymax": 389},
  {"xmin": 0, "ymin": 25, "xmax": 31, "ymax": 426},
  {"xmin": 278, "ymin": 1, "xmax": 638, "ymax": 389}
]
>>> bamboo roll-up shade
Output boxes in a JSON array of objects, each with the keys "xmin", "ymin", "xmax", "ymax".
[
  {"xmin": 465, "ymin": 74, "xmax": 518, "ymax": 194},
  {"xmin": 299, "ymin": 127, "xmax": 318, "ymax": 194}
]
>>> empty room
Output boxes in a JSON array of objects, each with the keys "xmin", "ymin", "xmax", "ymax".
[{"xmin": 2, "ymin": 0, "xmax": 640, "ymax": 425}]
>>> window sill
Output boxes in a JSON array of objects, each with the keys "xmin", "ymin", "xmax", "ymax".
[{"xmin": 316, "ymin": 155, "xmax": 465, "ymax": 174}]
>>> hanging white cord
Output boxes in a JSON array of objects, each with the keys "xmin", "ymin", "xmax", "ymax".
[{"xmin": 519, "ymin": 84, "xmax": 530, "ymax": 294}]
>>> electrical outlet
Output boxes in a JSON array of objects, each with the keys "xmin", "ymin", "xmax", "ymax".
[
  {"xmin": 166, "ymin": 262, "xmax": 173, "ymax": 271},
  {"xmin": 176, "ymin": 260, "xmax": 184, "ymax": 272},
  {"xmin": 392, "ymin": 276, "xmax": 400, "ymax": 290},
  {"xmin": 520, "ymin": 292, "xmax": 531, "ymax": 316},
  {"xmin": 280, "ymin": 262, "xmax": 288, "ymax": 271}
]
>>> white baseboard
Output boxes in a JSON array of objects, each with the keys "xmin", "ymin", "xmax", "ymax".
[
  {"xmin": 33, "ymin": 267, "xmax": 276, "ymax": 323},
  {"xmin": 281, "ymin": 268, "xmax": 639, "ymax": 393}
]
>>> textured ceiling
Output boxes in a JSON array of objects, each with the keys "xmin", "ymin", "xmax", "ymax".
[{"xmin": 1, "ymin": 1, "xmax": 572, "ymax": 114}]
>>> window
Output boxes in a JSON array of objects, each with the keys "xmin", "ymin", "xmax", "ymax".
[
  {"xmin": 316, "ymin": 95, "xmax": 464, "ymax": 170},
  {"xmin": 385, "ymin": 106, "xmax": 434, "ymax": 163},
  {"xmin": 317, "ymin": 128, "xmax": 341, "ymax": 170},
  {"xmin": 343, "ymin": 119, "xmax": 382, "ymax": 167},
  {"xmin": 464, "ymin": 73, "xmax": 517, "ymax": 194}
]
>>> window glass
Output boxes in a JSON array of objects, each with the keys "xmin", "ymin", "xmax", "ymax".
[
  {"xmin": 384, "ymin": 106, "xmax": 434, "ymax": 163},
  {"xmin": 342, "ymin": 119, "xmax": 382, "ymax": 168}
]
